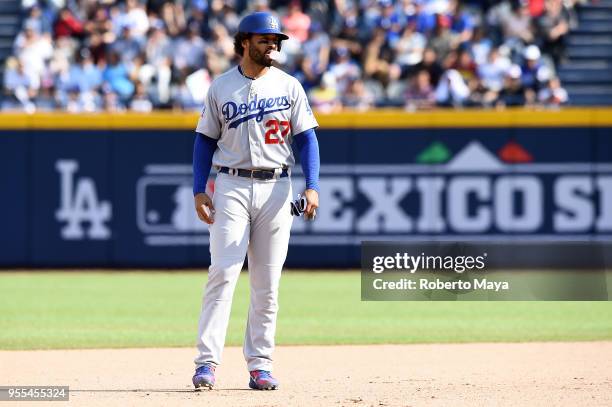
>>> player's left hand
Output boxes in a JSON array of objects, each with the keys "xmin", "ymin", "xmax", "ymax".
[{"xmin": 303, "ymin": 189, "xmax": 318, "ymax": 221}]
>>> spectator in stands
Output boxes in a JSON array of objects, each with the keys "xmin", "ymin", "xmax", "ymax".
[
  {"xmin": 111, "ymin": 24, "xmax": 144, "ymax": 66},
  {"xmin": 410, "ymin": 47, "xmax": 443, "ymax": 86},
  {"xmin": 498, "ymin": 64, "xmax": 535, "ymax": 107},
  {"xmin": 54, "ymin": 7, "xmax": 84, "ymax": 39},
  {"xmin": 103, "ymin": 52, "xmax": 134, "ymax": 102},
  {"xmin": 428, "ymin": 13, "xmax": 454, "ymax": 63},
  {"xmin": 470, "ymin": 26, "xmax": 493, "ymax": 66},
  {"xmin": 478, "ymin": 47, "xmax": 511, "ymax": 105},
  {"xmin": 84, "ymin": 6, "xmax": 113, "ymax": 38},
  {"xmin": 249, "ymin": 0, "xmax": 273, "ymax": 13},
  {"xmin": 301, "ymin": 21, "xmax": 331, "ymax": 85},
  {"xmin": 13, "ymin": 22, "xmax": 53, "ymax": 90},
  {"xmin": 3, "ymin": 57, "xmax": 38, "ymax": 113},
  {"xmin": 182, "ymin": 67, "xmax": 212, "ymax": 109},
  {"xmin": 342, "ymin": 78, "xmax": 375, "ymax": 110},
  {"xmin": 130, "ymin": 81, "xmax": 153, "ymax": 112},
  {"xmin": 173, "ymin": 22, "xmax": 206, "ymax": 71},
  {"xmin": 146, "ymin": 23, "xmax": 172, "ymax": 66},
  {"xmin": 61, "ymin": 49, "xmax": 103, "ymax": 108},
  {"xmin": 536, "ymin": 0, "xmax": 570, "ymax": 65},
  {"xmin": 102, "ymin": 90, "xmax": 125, "ymax": 112},
  {"xmin": 435, "ymin": 69, "xmax": 470, "ymax": 107},
  {"xmin": 186, "ymin": 4, "xmax": 210, "ymax": 39},
  {"xmin": 35, "ymin": 85, "xmax": 57, "ymax": 111},
  {"xmin": 410, "ymin": 0, "xmax": 436, "ymax": 35},
  {"xmin": 23, "ymin": 5, "xmax": 52, "ymax": 35},
  {"xmin": 86, "ymin": 31, "xmax": 110, "ymax": 64},
  {"xmin": 1, "ymin": 0, "xmax": 580, "ymax": 111},
  {"xmin": 330, "ymin": 3, "xmax": 363, "ymax": 58},
  {"xmin": 328, "ymin": 46, "xmax": 361, "ymax": 93},
  {"xmin": 204, "ymin": 24, "xmax": 235, "ymax": 76},
  {"xmin": 496, "ymin": 0, "xmax": 534, "ymax": 59},
  {"xmin": 448, "ymin": 0, "xmax": 474, "ymax": 46},
  {"xmin": 65, "ymin": 88, "xmax": 84, "ymax": 113},
  {"xmin": 280, "ymin": 1, "xmax": 311, "ymax": 68},
  {"xmin": 405, "ymin": 69, "xmax": 436, "ymax": 110},
  {"xmin": 448, "ymin": 47, "xmax": 478, "ymax": 84},
  {"xmin": 521, "ymin": 44, "xmax": 549, "ymax": 92},
  {"xmin": 207, "ymin": 0, "xmax": 240, "ymax": 35},
  {"xmin": 393, "ymin": 21, "xmax": 427, "ymax": 69},
  {"xmin": 375, "ymin": 0, "xmax": 404, "ymax": 47},
  {"xmin": 364, "ymin": 27, "xmax": 395, "ymax": 87},
  {"xmin": 538, "ymin": 76, "xmax": 568, "ymax": 106},
  {"xmin": 160, "ymin": 1, "xmax": 187, "ymax": 38},
  {"xmin": 308, "ymin": 71, "xmax": 342, "ymax": 113},
  {"xmin": 283, "ymin": 0, "xmax": 311, "ymax": 43},
  {"xmin": 120, "ymin": 0, "xmax": 150, "ymax": 39}
]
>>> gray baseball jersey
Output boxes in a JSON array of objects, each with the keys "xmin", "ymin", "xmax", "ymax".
[{"xmin": 195, "ymin": 66, "xmax": 318, "ymax": 170}]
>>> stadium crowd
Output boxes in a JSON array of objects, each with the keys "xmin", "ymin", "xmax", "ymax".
[{"xmin": 2, "ymin": 0, "xmax": 578, "ymax": 112}]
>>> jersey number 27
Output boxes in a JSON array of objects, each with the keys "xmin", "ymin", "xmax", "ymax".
[{"xmin": 265, "ymin": 119, "xmax": 291, "ymax": 144}]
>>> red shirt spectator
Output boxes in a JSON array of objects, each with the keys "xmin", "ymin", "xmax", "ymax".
[
  {"xmin": 450, "ymin": 49, "xmax": 477, "ymax": 82},
  {"xmin": 54, "ymin": 8, "xmax": 84, "ymax": 39},
  {"xmin": 282, "ymin": 1, "xmax": 310, "ymax": 43},
  {"xmin": 529, "ymin": 0, "xmax": 545, "ymax": 17}
]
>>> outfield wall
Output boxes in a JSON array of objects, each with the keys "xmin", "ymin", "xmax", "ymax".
[{"xmin": 1, "ymin": 109, "xmax": 611, "ymax": 267}]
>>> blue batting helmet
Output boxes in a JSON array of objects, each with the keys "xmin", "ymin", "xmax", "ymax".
[{"xmin": 238, "ymin": 12, "xmax": 289, "ymax": 40}]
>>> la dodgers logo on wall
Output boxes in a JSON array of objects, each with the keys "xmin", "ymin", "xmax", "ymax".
[{"xmin": 55, "ymin": 159, "xmax": 112, "ymax": 240}]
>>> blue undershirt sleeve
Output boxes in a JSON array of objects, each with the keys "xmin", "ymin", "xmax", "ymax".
[
  {"xmin": 293, "ymin": 128, "xmax": 320, "ymax": 192},
  {"xmin": 193, "ymin": 132, "xmax": 218, "ymax": 195}
]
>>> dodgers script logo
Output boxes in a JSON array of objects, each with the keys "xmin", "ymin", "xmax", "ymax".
[
  {"xmin": 222, "ymin": 95, "xmax": 291, "ymax": 129},
  {"xmin": 55, "ymin": 159, "xmax": 112, "ymax": 240}
]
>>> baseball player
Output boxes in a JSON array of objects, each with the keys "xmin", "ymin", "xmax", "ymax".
[{"xmin": 191, "ymin": 12, "xmax": 320, "ymax": 391}]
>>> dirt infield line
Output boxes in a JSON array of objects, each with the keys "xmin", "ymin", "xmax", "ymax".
[{"xmin": 1, "ymin": 342, "xmax": 611, "ymax": 407}]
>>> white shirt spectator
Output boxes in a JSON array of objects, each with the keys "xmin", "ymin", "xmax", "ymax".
[
  {"xmin": 185, "ymin": 68, "xmax": 211, "ymax": 105},
  {"xmin": 435, "ymin": 69, "xmax": 470, "ymax": 105},
  {"xmin": 538, "ymin": 77, "xmax": 568, "ymax": 106},
  {"xmin": 13, "ymin": 29, "xmax": 53, "ymax": 83},
  {"xmin": 328, "ymin": 49, "xmax": 361, "ymax": 93},
  {"xmin": 394, "ymin": 28, "xmax": 426, "ymax": 66},
  {"xmin": 123, "ymin": 0, "xmax": 149, "ymax": 38},
  {"xmin": 477, "ymin": 50, "xmax": 511, "ymax": 92}
]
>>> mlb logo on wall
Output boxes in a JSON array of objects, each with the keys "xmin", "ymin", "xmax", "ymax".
[{"xmin": 136, "ymin": 164, "xmax": 212, "ymax": 246}]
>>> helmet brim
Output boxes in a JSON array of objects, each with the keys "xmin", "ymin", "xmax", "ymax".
[{"xmin": 246, "ymin": 30, "xmax": 289, "ymax": 40}]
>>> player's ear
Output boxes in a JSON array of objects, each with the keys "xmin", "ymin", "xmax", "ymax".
[{"xmin": 242, "ymin": 35, "xmax": 252, "ymax": 50}]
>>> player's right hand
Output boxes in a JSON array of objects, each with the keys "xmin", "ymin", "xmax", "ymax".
[
  {"xmin": 195, "ymin": 193, "xmax": 215, "ymax": 224},
  {"xmin": 303, "ymin": 188, "xmax": 319, "ymax": 221}
]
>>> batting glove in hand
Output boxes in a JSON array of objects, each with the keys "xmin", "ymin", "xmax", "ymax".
[{"xmin": 290, "ymin": 194, "xmax": 308, "ymax": 217}]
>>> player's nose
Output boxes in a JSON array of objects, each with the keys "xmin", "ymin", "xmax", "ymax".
[{"xmin": 264, "ymin": 39, "xmax": 278, "ymax": 49}]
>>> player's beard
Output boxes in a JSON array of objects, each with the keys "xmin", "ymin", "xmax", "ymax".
[{"xmin": 249, "ymin": 43, "xmax": 273, "ymax": 68}]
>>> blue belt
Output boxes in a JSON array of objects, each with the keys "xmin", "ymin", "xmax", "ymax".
[{"xmin": 219, "ymin": 167, "xmax": 289, "ymax": 180}]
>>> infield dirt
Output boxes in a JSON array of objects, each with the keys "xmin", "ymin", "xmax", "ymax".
[{"xmin": 2, "ymin": 342, "xmax": 611, "ymax": 407}]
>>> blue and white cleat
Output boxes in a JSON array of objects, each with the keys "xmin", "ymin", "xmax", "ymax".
[
  {"xmin": 193, "ymin": 363, "xmax": 216, "ymax": 390},
  {"xmin": 249, "ymin": 370, "xmax": 279, "ymax": 390}
]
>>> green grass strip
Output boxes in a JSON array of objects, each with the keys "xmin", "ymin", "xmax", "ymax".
[{"xmin": 0, "ymin": 272, "xmax": 610, "ymax": 350}]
